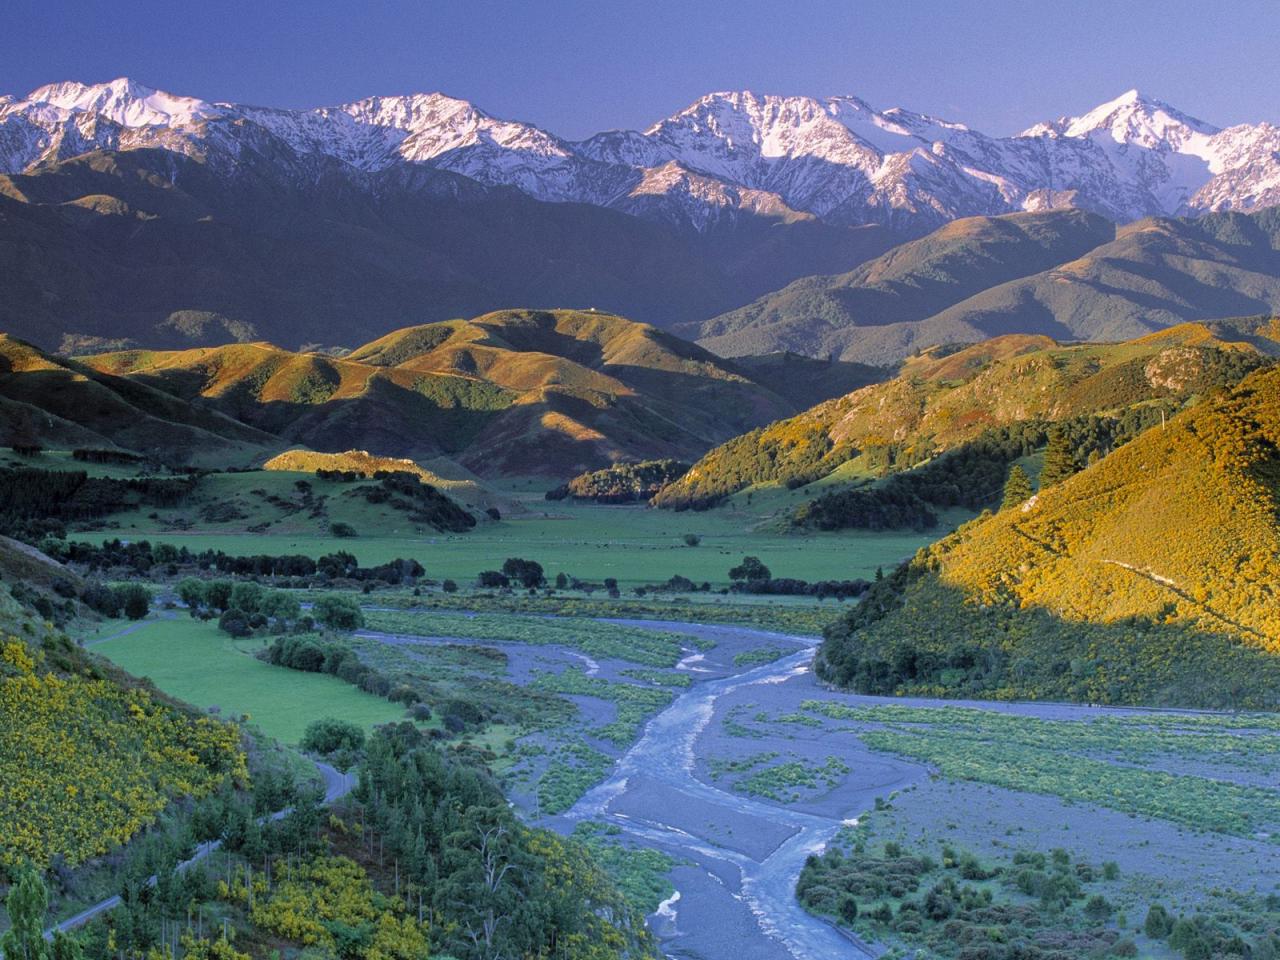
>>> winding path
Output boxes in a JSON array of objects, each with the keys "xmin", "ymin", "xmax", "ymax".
[{"xmin": 43, "ymin": 761, "xmax": 355, "ymax": 939}]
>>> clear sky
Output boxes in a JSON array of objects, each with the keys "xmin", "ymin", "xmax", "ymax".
[{"xmin": 5, "ymin": 0, "xmax": 1278, "ymax": 138}]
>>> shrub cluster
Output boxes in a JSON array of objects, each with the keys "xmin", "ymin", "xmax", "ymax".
[
  {"xmin": 797, "ymin": 839, "xmax": 1134, "ymax": 960},
  {"xmin": 546, "ymin": 459, "xmax": 690, "ymax": 503}
]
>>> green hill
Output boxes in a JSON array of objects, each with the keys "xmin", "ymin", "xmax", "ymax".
[
  {"xmin": 83, "ymin": 309, "xmax": 805, "ymax": 478},
  {"xmin": 815, "ymin": 364, "xmax": 1280, "ymax": 709},
  {"xmin": 654, "ymin": 324, "xmax": 1273, "ymax": 510},
  {"xmin": 695, "ymin": 207, "xmax": 1280, "ymax": 365}
]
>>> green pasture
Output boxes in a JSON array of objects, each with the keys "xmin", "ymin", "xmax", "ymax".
[
  {"xmin": 85, "ymin": 468, "xmax": 960, "ymax": 588},
  {"xmin": 88, "ymin": 618, "xmax": 405, "ymax": 744}
]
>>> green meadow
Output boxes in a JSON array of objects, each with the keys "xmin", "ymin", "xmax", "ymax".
[
  {"xmin": 89, "ymin": 618, "xmax": 405, "ymax": 744},
  {"xmin": 85, "ymin": 467, "xmax": 959, "ymax": 589}
]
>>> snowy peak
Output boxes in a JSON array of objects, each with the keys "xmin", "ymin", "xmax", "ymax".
[
  {"xmin": 1022, "ymin": 89, "xmax": 1219, "ymax": 147},
  {"xmin": 2, "ymin": 78, "xmax": 1279, "ymax": 233},
  {"xmin": 21, "ymin": 77, "xmax": 220, "ymax": 127}
]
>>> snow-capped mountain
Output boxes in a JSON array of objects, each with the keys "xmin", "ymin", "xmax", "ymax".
[{"xmin": 3, "ymin": 78, "xmax": 1279, "ymax": 232}]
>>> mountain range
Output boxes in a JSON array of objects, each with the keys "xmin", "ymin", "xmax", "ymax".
[
  {"xmin": 5, "ymin": 79, "xmax": 1280, "ymax": 233},
  {"xmin": 5, "ymin": 78, "xmax": 1280, "ymax": 357}
]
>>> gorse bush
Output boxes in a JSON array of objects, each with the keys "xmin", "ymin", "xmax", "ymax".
[
  {"xmin": 0, "ymin": 635, "xmax": 245, "ymax": 868},
  {"xmin": 224, "ymin": 854, "xmax": 431, "ymax": 959}
]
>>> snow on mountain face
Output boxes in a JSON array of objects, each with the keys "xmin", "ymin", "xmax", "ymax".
[
  {"xmin": 2, "ymin": 77, "xmax": 1279, "ymax": 232},
  {"xmin": 25, "ymin": 77, "xmax": 221, "ymax": 127},
  {"xmin": 1023, "ymin": 89, "xmax": 1219, "ymax": 146}
]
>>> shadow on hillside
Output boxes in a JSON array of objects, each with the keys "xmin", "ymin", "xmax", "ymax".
[{"xmin": 819, "ymin": 576, "xmax": 1280, "ymax": 711}]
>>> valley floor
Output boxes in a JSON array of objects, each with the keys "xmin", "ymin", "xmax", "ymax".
[{"xmin": 88, "ymin": 607, "xmax": 1280, "ymax": 960}]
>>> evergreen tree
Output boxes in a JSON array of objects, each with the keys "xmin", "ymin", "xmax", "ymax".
[
  {"xmin": 1000, "ymin": 465, "xmax": 1034, "ymax": 510},
  {"xmin": 1, "ymin": 866, "xmax": 50, "ymax": 960},
  {"xmin": 1040, "ymin": 427, "xmax": 1078, "ymax": 487},
  {"xmin": 49, "ymin": 931, "xmax": 84, "ymax": 960}
]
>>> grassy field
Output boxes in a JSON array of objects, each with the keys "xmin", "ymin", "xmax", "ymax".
[
  {"xmin": 368, "ymin": 588, "xmax": 842, "ymax": 635},
  {"xmin": 21, "ymin": 447, "xmax": 970, "ymax": 588},
  {"xmin": 79, "ymin": 469, "xmax": 958, "ymax": 588},
  {"xmin": 362, "ymin": 609, "xmax": 708, "ymax": 666},
  {"xmin": 89, "ymin": 618, "xmax": 406, "ymax": 744},
  {"xmin": 803, "ymin": 702, "xmax": 1280, "ymax": 840}
]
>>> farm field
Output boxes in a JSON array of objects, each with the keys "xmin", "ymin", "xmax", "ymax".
[
  {"xmin": 79, "ymin": 475, "xmax": 959, "ymax": 588},
  {"xmin": 89, "ymin": 618, "xmax": 406, "ymax": 744},
  {"xmin": 14, "ymin": 450, "xmax": 970, "ymax": 589}
]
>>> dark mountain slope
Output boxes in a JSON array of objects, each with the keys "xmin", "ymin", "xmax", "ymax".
[
  {"xmin": 695, "ymin": 207, "xmax": 1280, "ymax": 365},
  {"xmin": 0, "ymin": 149, "xmax": 897, "ymax": 352},
  {"xmin": 690, "ymin": 210, "xmax": 1116, "ymax": 361},
  {"xmin": 0, "ymin": 334, "xmax": 279, "ymax": 464}
]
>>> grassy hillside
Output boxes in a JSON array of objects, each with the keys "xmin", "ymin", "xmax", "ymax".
[
  {"xmin": 0, "ymin": 334, "xmax": 279, "ymax": 465},
  {"xmin": 816, "ymin": 364, "xmax": 1280, "ymax": 709},
  {"xmin": 262, "ymin": 448, "xmax": 513, "ymax": 514},
  {"xmin": 655, "ymin": 325, "xmax": 1272, "ymax": 509},
  {"xmin": 82, "ymin": 309, "xmax": 804, "ymax": 478},
  {"xmin": 696, "ymin": 207, "xmax": 1280, "ymax": 365}
]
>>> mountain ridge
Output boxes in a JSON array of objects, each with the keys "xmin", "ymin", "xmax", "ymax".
[
  {"xmin": 693, "ymin": 207, "xmax": 1280, "ymax": 364},
  {"xmin": 6, "ymin": 78, "xmax": 1280, "ymax": 236},
  {"xmin": 71, "ymin": 309, "xmax": 816, "ymax": 478}
]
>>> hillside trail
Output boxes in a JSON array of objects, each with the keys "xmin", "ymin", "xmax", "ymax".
[{"xmin": 40, "ymin": 761, "xmax": 355, "ymax": 941}]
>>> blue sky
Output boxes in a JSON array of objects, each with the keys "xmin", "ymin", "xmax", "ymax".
[{"xmin": 5, "ymin": 0, "xmax": 1278, "ymax": 137}]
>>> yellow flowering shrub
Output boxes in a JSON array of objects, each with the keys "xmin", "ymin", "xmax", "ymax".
[
  {"xmin": 227, "ymin": 854, "xmax": 430, "ymax": 959},
  {"xmin": 145, "ymin": 933, "xmax": 251, "ymax": 960},
  {"xmin": 0, "ymin": 638, "xmax": 38, "ymax": 675},
  {"xmin": 0, "ymin": 637, "xmax": 246, "ymax": 867}
]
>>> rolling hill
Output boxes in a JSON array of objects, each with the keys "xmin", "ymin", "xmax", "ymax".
[
  {"xmin": 0, "ymin": 334, "xmax": 280, "ymax": 464},
  {"xmin": 654, "ymin": 322, "xmax": 1275, "ymax": 509},
  {"xmin": 815, "ymin": 363, "xmax": 1280, "ymax": 709},
  {"xmin": 694, "ymin": 207, "xmax": 1280, "ymax": 364},
  {"xmin": 81, "ymin": 309, "xmax": 807, "ymax": 478}
]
